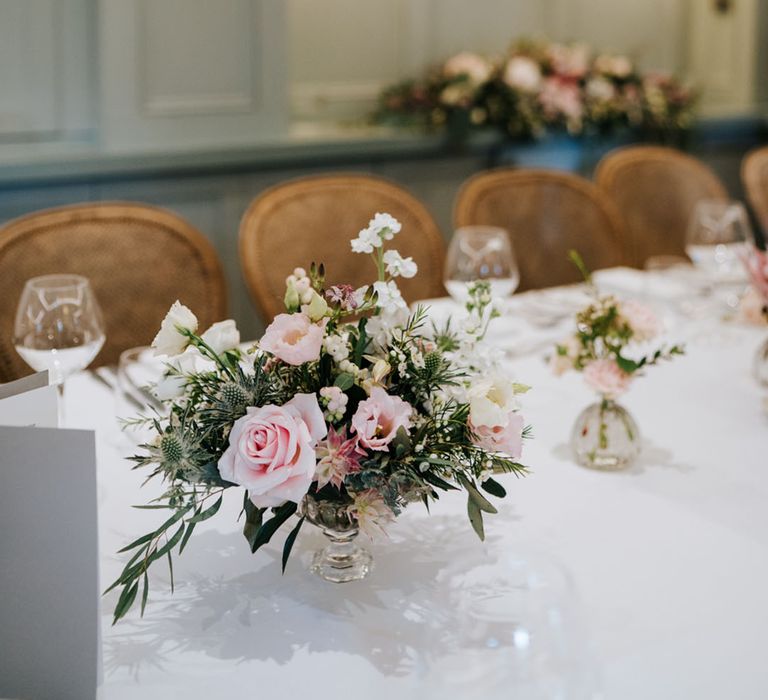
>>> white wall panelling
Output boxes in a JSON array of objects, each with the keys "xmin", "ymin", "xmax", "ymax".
[{"xmin": 98, "ymin": 0, "xmax": 288, "ymax": 150}]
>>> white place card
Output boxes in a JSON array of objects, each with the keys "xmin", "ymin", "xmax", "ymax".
[
  {"xmin": 0, "ymin": 372, "xmax": 58, "ymax": 428},
  {"xmin": 0, "ymin": 425, "xmax": 99, "ymax": 700}
]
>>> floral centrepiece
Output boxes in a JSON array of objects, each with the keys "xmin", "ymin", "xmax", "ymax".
[
  {"xmin": 740, "ymin": 244, "xmax": 768, "ymax": 386},
  {"xmin": 551, "ymin": 254, "xmax": 684, "ymax": 470},
  {"xmin": 110, "ymin": 214, "xmax": 530, "ymax": 621},
  {"xmin": 372, "ymin": 38, "xmax": 696, "ymax": 142}
]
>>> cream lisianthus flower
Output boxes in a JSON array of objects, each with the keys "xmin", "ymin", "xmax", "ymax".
[
  {"xmin": 152, "ymin": 301, "xmax": 198, "ymax": 356},
  {"xmin": 468, "ymin": 375, "xmax": 519, "ymax": 429},
  {"xmin": 201, "ymin": 319, "xmax": 240, "ymax": 355}
]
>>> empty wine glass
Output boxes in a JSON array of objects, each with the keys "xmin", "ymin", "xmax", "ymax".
[
  {"xmin": 14, "ymin": 275, "xmax": 105, "ymax": 421},
  {"xmin": 444, "ymin": 226, "xmax": 519, "ymax": 303},
  {"xmin": 685, "ymin": 199, "xmax": 753, "ymax": 308}
]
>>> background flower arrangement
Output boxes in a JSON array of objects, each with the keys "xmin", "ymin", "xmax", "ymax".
[
  {"xmin": 372, "ymin": 38, "xmax": 697, "ymax": 142},
  {"xmin": 109, "ymin": 214, "xmax": 529, "ymax": 622}
]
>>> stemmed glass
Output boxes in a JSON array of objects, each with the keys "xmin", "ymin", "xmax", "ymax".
[
  {"xmin": 444, "ymin": 226, "xmax": 519, "ymax": 303},
  {"xmin": 685, "ymin": 200, "xmax": 752, "ymax": 310},
  {"xmin": 13, "ymin": 274, "xmax": 105, "ymax": 422}
]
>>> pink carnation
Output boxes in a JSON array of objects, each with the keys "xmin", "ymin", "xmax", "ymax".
[
  {"xmin": 351, "ymin": 386, "xmax": 412, "ymax": 452},
  {"xmin": 218, "ymin": 394, "xmax": 326, "ymax": 508},
  {"xmin": 259, "ymin": 313, "xmax": 326, "ymax": 365},
  {"xmin": 583, "ymin": 359, "xmax": 633, "ymax": 399}
]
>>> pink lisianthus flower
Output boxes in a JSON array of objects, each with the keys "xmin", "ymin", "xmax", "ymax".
[
  {"xmin": 583, "ymin": 359, "xmax": 633, "ymax": 399},
  {"xmin": 351, "ymin": 386, "xmax": 412, "ymax": 452},
  {"xmin": 351, "ymin": 489, "xmax": 395, "ymax": 538},
  {"xmin": 259, "ymin": 313, "xmax": 327, "ymax": 365},
  {"xmin": 314, "ymin": 426, "xmax": 365, "ymax": 490},
  {"xmin": 620, "ymin": 300, "xmax": 661, "ymax": 342},
  {"xmin": 218, "ymin": 394, "xmax": 327, "ymax": 508},
  {"xmin": 472, "ymin": 413, "xmax": 525, "ymax": 460}
]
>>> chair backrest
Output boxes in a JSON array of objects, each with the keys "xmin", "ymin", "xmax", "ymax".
[
  {"xmin": 0, "ymin": 203, "xmax": 227, "ymax": 382},
  {"xmin": 239, "ymin": 174, "xmax": 446, "ymax": 322},
  {"xmin": 595, "ymin": 145, "xmax": 728, "ymax": 267},
  {"xmin": 453, "ymin": 168, "xmax": 627, "ymax": 291},
  {"xmin": 742, "ymin": 146, "xmax": 768, "ymax": 246}
]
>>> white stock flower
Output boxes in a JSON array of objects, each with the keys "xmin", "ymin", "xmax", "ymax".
[
  {"xmin": 366, "ymin": 308, "xmax": 410, "ymax": 349},
  {"xmin": 201, "ymin": 319, "xmax": 240, "ymax": 355},
  {"xmin": 372, "ymin": 280, "xmax": 408, "ymax": 315},
  {"xmin": 368, "ymin": 213, "xmax": 401, "ymax": 240},
  {"xmin": 152, "ymin": 301, "xmax": 198, "ymax": 356},
  {"xmin": 350, "ymin": 226, "xmax": 382, "ymax": 254},
  {"xmin": 383, "ymin": 250, "xmax": 418, "ymax": 279}
]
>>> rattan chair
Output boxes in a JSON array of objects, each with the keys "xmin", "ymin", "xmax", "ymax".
[
  {"xmin": 239, "ymin": 174, "xmax": 446, "ymax": 322},
  {"xmin": 0, "ymin": 203, "xmax": 227, "ymax": 382},
  {"xmin": 453, "ymin": 168, "xmax": 627, "ymax": 291},
  {"xmin": 742, "ymin": 146, "xmax": 768, "ymax": 246},
  {"xmin": 595, "ymin": 145, "xmax": 729, "ymax": 267}
]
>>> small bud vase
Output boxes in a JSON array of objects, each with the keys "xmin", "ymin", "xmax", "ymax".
[
  {"xmin": 300, "ymin": 495, "xmax": 372, "ymax": 583},
  {"xmin": 570, "ymin": 396, "xmax": 640, "ymax": 470},
  {"xmin": 754, "ymin": 336, "xmax": 768, "ymax": 388}
]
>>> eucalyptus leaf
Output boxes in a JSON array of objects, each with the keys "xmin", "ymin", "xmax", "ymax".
[
  {"xmin": 333, "ymin": 373, "xmax": 355, "ymax": 391},
  {"xmin": 467, "ymin": 498, "xmax": 485, "ymax": 541},
  {"xmin": 480, "ymin": 476, "xmax": 506, "ymax": 499}
]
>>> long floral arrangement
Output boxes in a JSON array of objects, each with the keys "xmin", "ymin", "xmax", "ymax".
[
  {"xmin": 373, "ymin": 38, "xmax": 696, "ymax": 141},
  {"xmin": 109, "ymin": 214, "xmax": 529, "ymax": 622}
]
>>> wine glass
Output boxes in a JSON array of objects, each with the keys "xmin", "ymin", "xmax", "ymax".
[
  {"xmin": 444, "ymin": 226, "xmax": 519, "ymax": 303},
  {"xmin": 14, "ymin": 275, "xmax": 105, "ymax": 420},
  {"xmin": 685, "ymin": 200, "xmax": 753, "ymax": 314}
]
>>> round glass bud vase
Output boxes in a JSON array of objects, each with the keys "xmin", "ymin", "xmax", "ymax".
[
  {"xmin": 754, "ymin": 336, "xmax": 768, "ymax": 388},
  {"xmin": 300, "ymin": 494, "xmax": 372, "ymax": 583},
  {"xmin": 570, "ymin": 397, "xmax": 640, "ymax": 470}
]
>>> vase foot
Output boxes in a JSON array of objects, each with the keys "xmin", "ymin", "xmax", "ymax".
[{"xmin": 310, "ymin": 545, "xmax": 372, "ymax": 583}]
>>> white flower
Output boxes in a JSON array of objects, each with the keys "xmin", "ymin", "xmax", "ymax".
[
  {"xmin": 152, "ymin": 348, "xmax": 212, "ymax": 400},
  {"xmin": 443, "ymin": 51, "xmax": 492, "ymax": 85},
  {"xmin": 372, "ymin": 280, "xmax": 408, "ymax": 315},
  {"xmin": 201, "ymin": 319, "xmax": 240, "ymax": 355},
  {"xmin": 151, "ymin": 301, "xmax": 198, "ymax": 356},
  {"xmin": 351, "ymin": 226, "xmax": 382, "ymax": 254},
  {"xmin": 503, "ymin": 56, "xmax": 542, "ymax": 92},
  {"xmin": 366, "ymin": 309, "xmax": 409, "ymax": 350},
  {"xmin": 383, "ymin": 250, "xmax": 418, "ymax": 279},
  {"xmin": 586, "ymin": 76, "xmax": 615, "ymax": 101},
  {"xmin": 368, "ymin": 213, "xmax": 401, "ymax": 240},
  {"xmin": 323, "ymin": 332, "xmax": 350, "ymax": 362},
  {"xmin": 468, "ymin": 375, "xmax": 519, "ymax": 429},
  {"xmin": 319, "ymin": 386, "xmax": 348, "ymax": 416}
]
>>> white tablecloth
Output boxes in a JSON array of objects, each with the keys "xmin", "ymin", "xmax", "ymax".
[{"xmin": 62, "ymin": 278, "xmax": 768, "ymax": 700}]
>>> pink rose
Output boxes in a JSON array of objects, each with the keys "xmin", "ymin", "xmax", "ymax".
[
  {"xmin": 218, "ymin": 394, "xmax": 327, "ymax": 508},
  {"xmin": 472, "ymin": 412, "xmax": 525, "ymax": 459},
  {"xmin": 620, "ymin": 300, "xmax": 660, "ymax": 342},
  {"xmin": 259, "ymin": 313, "xmax": 326, "ymax": 365},
  {"xmin": 583, "ymin": 359, "xmax": 633, "ymax": 399},
  {"xmin": 351, "ymin": 386, "xmax": 412, "ymax": 452}
]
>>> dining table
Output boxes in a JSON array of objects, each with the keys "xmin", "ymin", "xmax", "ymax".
[{"xmin": 61, "ymin": 268, "xmax": 768, "ymax": 700}]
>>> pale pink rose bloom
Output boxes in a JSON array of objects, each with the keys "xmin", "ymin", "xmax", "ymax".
[
  {"xmin": 620, "ymin": 300, "xmax": 661, "ymax": 341},
  {"xmin": 583, "ymin": 359, "xmax": 633, "ymax": 399},
  {"xmin": 443, "ymin": 51, "xmax": 491, "ymax": 84},
  {"xmin": 503, "ymin": 56, "xmax": 542, "ymax": 92},
  {"xmin": 539, "ymin": 77, "xmax": 583, "ymax": 122},
  {"xmin": 351, "ymin": 386, "xmax": 412, "ymax": 451},
  {"xmin": 741, "ymin": 246, "xmax": 768, "ymax": 303},
  {"xmin": 472, "ymin": 412, "xmax": 524, "ymax": 459},
  {"xmin": 218, "ymin": 393, "xmax": 327, "ymax": 508},
  {"xmin": 259, "ymin": 313, "xmax": 326, "ymax": 365},
  {"xmin": 736, "ymin": 286, "xmax": 768, "ymax": 326}
]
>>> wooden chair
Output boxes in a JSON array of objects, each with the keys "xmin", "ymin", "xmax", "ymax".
[
  {"xmin": 742, "ymin": 146, "xmax": 768, "ymax": 247},
  {"xmin": 0, "ymin": 203, "xmax": 227, "ymax": 382},
  {"xmin": 595, "ymin": 145, "xmax": 728, "ymax": 267},
  {"xmin": 453, "ymin": 168, "xmax": 627, "ymax": 291},
  {"xmin": 239, "ymin": 174, "xmax": 446, "ymax": 322}
]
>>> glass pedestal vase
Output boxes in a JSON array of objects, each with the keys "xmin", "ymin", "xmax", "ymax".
[
  {"xmin": 300, "ymin": 495, "xmax": 372, "ymax": 583},
  {"xmin": 570, "ymin": 397, "xmax": 640, "ymax": 470},
  {"xmin": 754, "ymin": 336, "xmax": 768, "ymax": 388}
]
